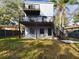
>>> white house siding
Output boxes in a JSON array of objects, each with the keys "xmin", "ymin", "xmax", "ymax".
[
  {"xmin": 24, "ymin": 27, "xmax": 53, "ymax": 39},
  {"xmin": 40, "ymin": 4, "xmax": 53, "ymax": 16},
  {"xmin": 25, "ymin": 27, "xmax": 36, "ymax": 39}
]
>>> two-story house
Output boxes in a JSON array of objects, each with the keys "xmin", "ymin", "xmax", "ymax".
[{"xmin": 21, "ymin": 0, "xmax": 54, "ymax": 39}]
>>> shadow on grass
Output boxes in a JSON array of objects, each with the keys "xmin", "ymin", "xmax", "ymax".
[
  {"xmin": 58, "ymin": 48, "xmax": 79, "ymax": 59},
  {"xmin": 65, "ymin": 37, "xmax": 79, "ymax": 41},
  {"xmin": 0, "ymin": 39, "xmax": 79, "ymax": 59}
]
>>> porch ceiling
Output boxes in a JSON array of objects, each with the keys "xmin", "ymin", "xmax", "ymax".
[{"xmin": 20, "ymin": 21, "xmax": 54, "ymax": 27}]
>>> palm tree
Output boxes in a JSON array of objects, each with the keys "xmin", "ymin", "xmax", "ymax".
[
  {"xmin": 51, "ymin": 0, "xmax": 79, "ymax": 28},
  {"xmin": 69, "ymin": 0, "xmax": 78, "ymax": 4},
  {"xmin": 55, "ymin": 0, "xmax": 69, "ymax": 29},
  {"xmin": 74, "ymin": 11, "xmax": 79, "ymax": 23},
  {"xmin": 51, "ymin": 0, "xmax": 69, "ymax": 38}
]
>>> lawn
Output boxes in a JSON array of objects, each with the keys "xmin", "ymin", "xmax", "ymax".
[
  {"xmin": 65, "ymin": 37, "xmax": 79, "ymax": 41},
  {"xmin": 0, "ymin": 37, "xmax": 79, "ymax": 59}
]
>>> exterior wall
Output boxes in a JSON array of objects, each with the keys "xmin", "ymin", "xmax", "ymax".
[
  {"xmin": 40, "ymin": 4, "xmax": 53, "ymax": 16},
  {"xmin": 25, "ymin": 27, "xmax": 36, "ymax": 39},
  {"xmin": 24, "ymin": 27, "xmax": 53, "ymax": 39}
]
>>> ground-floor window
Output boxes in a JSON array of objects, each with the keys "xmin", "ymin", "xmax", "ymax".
[
  {"xmin": 29, "ymin": 28, "xmax": 35, "ymax": 34},
  {"xmin": 48, "ymin": 28, "xmax": 52, "ymax": 36},
  {"xmin": 40, "ymin": 28, "xmax": 44, "ymax": 34}
]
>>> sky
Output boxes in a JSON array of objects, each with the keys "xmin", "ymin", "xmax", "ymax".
[{"xmin": 24, "ymin": 0, "xmax": 49, "ymax": 2}]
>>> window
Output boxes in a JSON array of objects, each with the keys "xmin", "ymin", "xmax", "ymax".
[
  {"xmin": 42, "ymin": 16, "xmax": 47, "ymax": 22},
  {"xmin": 30, "ymin": 28, "xmax": 35, "ymax": 34},
  {"xmin": 48, "ymin": 28, "xmax": 52, "ymax": 36},
  {"xmin": 29, "ymin": 5, "xmax": 34, "ymax": 9},
  {"xmin": 40, "ymin": 28, "xmax": 44, "ymax": 34},
  {"xmin": 28, "ymin": 4, "xmax": 39, "ymax": 10},
  {"xmin": 29, "ymin": 18, "xmax": 34, "ymax": 22}
]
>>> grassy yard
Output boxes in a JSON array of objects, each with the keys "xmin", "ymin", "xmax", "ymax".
[
  {"xmin": 0, "ymin": 37, "xmax": 79, "ymax": 59},
  {"xmin": 65, "ymin": 37, "xmax": 79, "ymax": 41}
]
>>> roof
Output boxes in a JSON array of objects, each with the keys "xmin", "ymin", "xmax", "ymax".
[
  {"xmin": 24, "ymin": 0, "xmax": 52, "ymax": 4},
  {"xmin": 24, "ymin": 0, "xmax": 50, "ymax": 2}
]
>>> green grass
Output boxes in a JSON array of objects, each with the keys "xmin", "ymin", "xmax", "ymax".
[
  {"xmin": 74, "ymin": 43, "xmax": 79, "ymax": 48},
  {"xmin": 65, "ymin": 37, "xmax": 79, "ymax": 41},
  {"xmin": 64, "ymin": 37, "xmax": 79, "ymax": 48},
  {"xmin": 0, "ymin": 37, "xmax": 79, "ymax": 59},
  {"xmin": 0, "ymin": 38, "xmax": 54, "ymax": 59}
]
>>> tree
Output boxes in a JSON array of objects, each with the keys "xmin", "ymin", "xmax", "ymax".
[
  {"xmin": 50, "ymin": 0, "xmax": 56, "ymax": 3},
  {"xmin": 69, "ymin": 0, "xmax": 77, "ymax": 4},
  {"xmin": 51, "ymin": 0, "xmax": 69, "ymax": 29},
  {"xmin": 74, "ymin": 11, "xmax": 79, "ymax": 23},
  {"xmin": 0, "ymin": 0, "xmax": 24, "ymax": 38},
  {"xmin": 50, "ymin": 0, "xmax": 69, "ymax": 38},
  {"xmin": 0, "ymin": 0, "xmax": 24, "ymax": 24}
]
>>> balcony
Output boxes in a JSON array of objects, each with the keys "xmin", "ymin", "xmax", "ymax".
[
  {"xmin": 23, "ymin": 16, "xmax": 53, "ymax": 22},
  {"xmin": 20, "ymin": 21, "xmax": 54, "ymax": 27},
  {"xmin": 21, "ymin": 17, "xmax": 54, "ymax": 27},
  {"xmin": 23, "ymin": 4, "xmax": 40, "ymax": 16}
]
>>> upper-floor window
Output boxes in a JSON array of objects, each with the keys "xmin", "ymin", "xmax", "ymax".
[
  {"xmin": 24, "ymin": 4, "xmax": 39, "ymax": 10},
  {"xmin": 29, "ymin": 5, "xmax": 34, "ymax": 9},
  {"xmin": 29, "ymin": 4, "xmax": 39, "ymax": 10}
]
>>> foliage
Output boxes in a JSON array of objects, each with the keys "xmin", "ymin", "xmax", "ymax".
[
  {"xmin": 69, "ymin": 0, "xmax": 77, "ymax": 4},
  {"xmin": 0, "ymin": 0, "xmax": 24, "ymax": 25},
  {"xmin": 58, "ymin": 0, "xmax": 69, "ymax": 3},
  {"xmin": 51, "ymin": 0, "xmax": 69, "ymax": 30},
  {"xmin": 51, "ymin": 0, "xmax": 79, "ymax": 28},
  {"xmin": 74, "ymin": 12, "xmax": 79, "ymax": 22},
  {"xmin": 50, "ymin": 0, "xmax": 78, "ymax": 4},
  {"xmin": 50, "ymin": 0, "xmax": 56, "ymax": 3}
]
